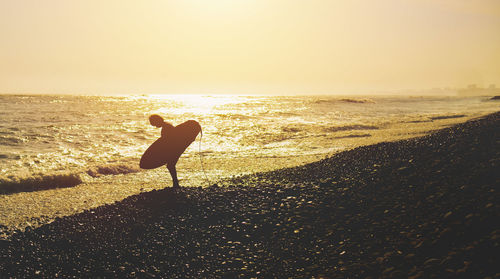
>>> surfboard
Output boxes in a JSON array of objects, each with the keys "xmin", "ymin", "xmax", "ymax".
[{"xmin": 139, "ymin": 120, "xmax": 201, "ymax": 169}]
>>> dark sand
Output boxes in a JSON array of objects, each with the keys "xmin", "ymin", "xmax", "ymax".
[{"xmin": 1, "ymin": 112, "xmax": 499, "ymax": 278}]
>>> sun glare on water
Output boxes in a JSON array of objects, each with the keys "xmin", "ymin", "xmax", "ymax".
[{"xmin": 145, "ymin": 94, "xmax": 250, "ymax": 116}]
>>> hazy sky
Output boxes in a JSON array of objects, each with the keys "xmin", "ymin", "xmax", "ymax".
[{"xmin": 1, "ymin": 0, "xmax": 499, "ymax": 95}]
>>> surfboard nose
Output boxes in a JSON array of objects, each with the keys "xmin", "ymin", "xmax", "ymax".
[
  {"xmin": 139, "ymin": 156, "xmax": 149, "ymax": 169},
  {"xmin": 139, "ymin": 151, "xmax": 159, "ymax": 169}
]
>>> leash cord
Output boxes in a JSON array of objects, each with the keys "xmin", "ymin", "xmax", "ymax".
[{"xmin": 199, "ymin": 128, "xmax": 211, "ymax": 187}]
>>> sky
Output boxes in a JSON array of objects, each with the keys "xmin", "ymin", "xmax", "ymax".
[{"xmin": 0, "ymin": 0, "xmax": 499, "ymax": 95}]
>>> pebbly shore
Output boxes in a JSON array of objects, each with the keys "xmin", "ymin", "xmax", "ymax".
[{"xmin": 0, "ymin": 112, "xmax": 499, "ymax": 278}]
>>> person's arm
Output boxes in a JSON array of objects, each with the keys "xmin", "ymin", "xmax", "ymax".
[
  {"xmin": 161, "ymin": 122, "xmax": 174, "ymax": 138},
  {"xmin": 161, "ymin": 125, "xmax": 168, "ymax": 138}
]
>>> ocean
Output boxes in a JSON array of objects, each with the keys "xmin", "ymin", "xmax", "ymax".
[{"xmin": 0, "ymin": 94, "xmax": 498, "ymax": 234}]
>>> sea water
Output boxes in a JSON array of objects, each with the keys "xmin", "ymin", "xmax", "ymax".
[
  {"xmin": 1, "ymin": 94, "xmax": 499, "ymax": 190},
  {"xmin": 0, "ymin": 94, "xmax": 498, "ymax": 233}
]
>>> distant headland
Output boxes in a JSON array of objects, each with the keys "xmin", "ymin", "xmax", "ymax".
[{"xmin": 457, "ymin": 84, "xmax": 500, "ymax": 96}]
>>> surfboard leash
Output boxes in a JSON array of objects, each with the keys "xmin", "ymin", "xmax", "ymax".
[{"xmin": 198, "ymin": 127, "xmax": 211, "ymax": 187}]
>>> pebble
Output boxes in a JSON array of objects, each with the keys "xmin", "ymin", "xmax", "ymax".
[{"xmin": 0, "ymin": 112, "xmax": 499, "ymax": 278}]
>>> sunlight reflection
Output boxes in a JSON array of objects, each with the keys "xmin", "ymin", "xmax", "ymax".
[{"xmin": 145, "ymin": 94, "xmax": 250, "ymax": 115}]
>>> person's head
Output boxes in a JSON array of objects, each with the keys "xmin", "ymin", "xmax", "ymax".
[{"xmin": 149, "ymin": 114, "xmax": 164, "ymax": 127}]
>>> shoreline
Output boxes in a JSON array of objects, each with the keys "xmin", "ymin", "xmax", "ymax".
[
  {"xmin": 1, "ymin": 110, "xmax": 495, "ymax": 235},
  {"xmin": 1, "ymin": 111, "xmax": 499, "ymax": 277}
]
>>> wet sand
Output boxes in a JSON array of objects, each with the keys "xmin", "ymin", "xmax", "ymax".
[{"xmin": 0, "ymin": 112, "xmax": 499, "ymax": 278}]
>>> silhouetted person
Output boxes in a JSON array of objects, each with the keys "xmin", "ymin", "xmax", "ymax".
[{"xmin": 142, "ymin": 114, "xmax": 201, "ymax": 188}]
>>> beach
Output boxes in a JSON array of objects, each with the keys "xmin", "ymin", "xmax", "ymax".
[
  {"xmin": 1, "ymin": 95, "xmax": 499, "ymax": 234},
  {"xmin": 1, "ymin": 111, "xmax": 498, "ymax": 278}
]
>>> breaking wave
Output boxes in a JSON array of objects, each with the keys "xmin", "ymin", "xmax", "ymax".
[
  {"xmin": 406, "ymin": 120, "xmax": 432, "ymax": 123},
  {"xmin": 0, "ymin": 173, "xmax": 82, "ymax": 194},
  {"xmin": 313, "ymin": 98, "xmax": 375, "ymax": 104},
  {"xmin": 0, "ymin": 163, "xmax": 142, "ymax": 194},
  {"xmin": 333, "ymin": 133, "xmax": 372, "ymax": 139},
  {"xmin": 0, "ymin": 136, "xmax": 23, "ymax": 146},
  {"xmin": 338, "ymin": 98, "xmax": 375, "ymax": 104},
  {"xmin": 86, "ymin": 164, "xmax": 141, "ymax": 178},
  {"xmin": 430, "ymin": 114, "xmax": 466, "ymax": 120},
  {"xmin": 324, "ymin": 125, "xmax": 379, "ymax": 132},
  {"xmin": 282, "ymin": 127, "xmax": 301, "ymax": 133}
]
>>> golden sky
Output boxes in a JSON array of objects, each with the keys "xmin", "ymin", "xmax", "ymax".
[{"xmin": 1, "ymin": 0, "xmax": 499, "ymax": 95}]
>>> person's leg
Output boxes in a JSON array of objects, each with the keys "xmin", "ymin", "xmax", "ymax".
[{"xmin": 167, "ymin": 163, "xmax": 180, "ymax": 188}]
